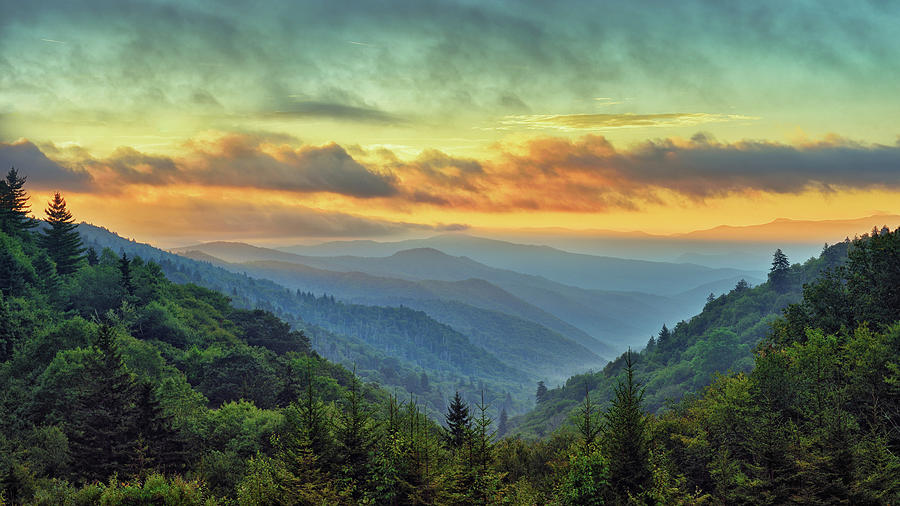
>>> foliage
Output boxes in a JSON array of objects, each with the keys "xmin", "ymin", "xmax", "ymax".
[
  {"xmin": 39, "ymin": 192, "xmax": 84, "ymax": 275},
  {"xmin": 0, "ymin": 172, "xmax": 898, "ymax": 504}
]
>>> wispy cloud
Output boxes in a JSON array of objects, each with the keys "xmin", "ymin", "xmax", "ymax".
[
  {"xmin": 499, "ymin": 112, "xmax": 758, "ymax": 131},
  {"xmin": 267, "ymin": 101, "xmax": 402, "ymax": 124}
]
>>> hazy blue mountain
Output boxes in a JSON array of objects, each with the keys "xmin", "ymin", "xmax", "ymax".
[
  {"xmin": 178, "ymin": 251, "xmax": 614, "ymax": 357},
  {"xmin": 176, "ymin": 242, "xmax": 728, "ymax": 350},
  {"xmin": 272, "ymin": 234, "xmax": 765, "ymax": 293}
]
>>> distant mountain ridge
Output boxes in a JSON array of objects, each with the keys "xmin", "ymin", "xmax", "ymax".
[
  {"xmin": 256, "ymin": 235, "xmax": 764, "ymax": 295},
  {"xmin": 177, "ymin": 250, "xmax": 613, "ymax": 357},
  {"xmin": 175, "ymin": 240, "xmax": 762, "ymax": 350}
]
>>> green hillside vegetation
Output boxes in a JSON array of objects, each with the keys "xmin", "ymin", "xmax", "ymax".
[
  {"xmin": 78, "ymin": 225, "xmax": 534, "ymax": 416},
  {"xmin": 402, "ymin": 298, "xmax": 602, "ymax": 381},
  {"xmin": 512, "ymin": 238, "xmax": 853, "ymax": 437},
  {"xmin": 0, "ymin": 173, "xmax": 897, "ymax": 503}
]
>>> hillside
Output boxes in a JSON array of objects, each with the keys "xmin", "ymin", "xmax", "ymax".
[
  {"xmin": 78, "ymin": 224, "xmax": 537, "ymax": 415},
  {"xmin": 1, "ymin": 216, "xmax": 897, "ymax": 504},
  {"xmin": 511, "ymin": 238, "xmax": 854, "ymax": 437},
  {"xmin": 178, "ymin": 250, "xmax": 612, "ymax": 355},
  {"xmin": 0, "ymin": 225, "xmax": 398, "ymax": 501}
]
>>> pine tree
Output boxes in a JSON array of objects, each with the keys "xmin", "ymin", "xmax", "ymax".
[
  {"xmin": 39, "ymin": 192, "xmax": 84, "ymax": 275},
  {"xmin": 577, "ymin": 384, "xmax": 600, "ymax": 452},
  {"xmin": 769, "ymin": 248, "xmax": 790, "ymax": 293},
  {"xmin": 657, "ymin": 324, "xmax": 671, "ymax": 348},
  {"xmin": 335, "ymin": 369, "xmax": 378, "ymax": 498},
  {"xmin": 293, "ymin": 362, "xmax": 332, "ymax": 462},
  {"xmin": 86, "ymin": 246, "xmax": 99, "ymax": 266},
  {"xmin": 536, "ymin": 381, "xmax": 548, "ymax": 404},
  {"xmin": 132, "ymin": 382, "xmax": 189, "ymax": 475},
  {"xmin": 32, "ymin": 251, "xmax": 60, "ymax": 297},
  {"xmin": 497, "ymin": 408, "xmax": 508, "ymax": 437},
  {"xmin": 603, "ymin": 349, "xmax": 651, "ymax": 500},
  {"xmin": 69, "ymin": 324, "xmax": 141, "ymax": 482},
  {"xmin": 119, "ymin": 252, "xmax": 134, "ymax": 295},
  {"xmin": 469, "ymin": 391, "xmax": 500, "ymax": 504},
  {"xmin": 0, "ymin": 168, "xmax": 35, "ymax": 235},
  {"xmin": 444, "ymin": 391, "xmax": 471, "ymax": 451}
]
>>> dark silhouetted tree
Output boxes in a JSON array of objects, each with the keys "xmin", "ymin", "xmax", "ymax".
[
  {"xmin": 40, "ymin": 192, "xmax": 84, "ymax": 275},
  {"xmin": 657, "ymin": 324, "xmax": 671, "ymax": 348},
  {"xmin": 536, "ymin": 381, "xmax": 548, "ymax": 404},
  {"xmin": 497, "ymin": 408, "xmax": 508, "ymax": 437},
  {"xmin": 0, "ymin": 168, "xmax": 35, "ymax": 235},
  {"xmin": 119, "ymin": 252, "xmax": 133, "ymax": 295},
  {"xmin": 444, "ymin": 392, "xmax": 471, "ymax": 451},
  {"xmin": 68, "ymin": 324, "xmax": 140, "ymax": 482},
  {"xmin": 769, "ymin": 248, "xmax": 790, "ymax": 293},
  {"xmin": 86, "ymin": 246, "xmax": 99, "ymax": 266}
]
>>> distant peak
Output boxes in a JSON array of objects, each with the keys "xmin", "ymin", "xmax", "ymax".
[{"xmin": 390, "ymin": 247, "xmax": 451, "ymax": 258}]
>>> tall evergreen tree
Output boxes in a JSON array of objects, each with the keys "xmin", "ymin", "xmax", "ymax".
[
  {"xmin": 603, "ymin": 349, "xmax": 651, "ymax": 500},
  {"xmin": 536, "ymin": 381, "xmax": 548, "ymax": 404},
  {"xmin": 497, "ymin": 408, "xmax": 508, "ymax": 437},
  {"xmin": 444, "ymin": 391, "xmax": 471, "ymax": 451},
  {"xmin": 577, "ymin": 384, "xmax": 600, "ymax": 452},
  {"xmin": 132, "ymin": 382, "xmax": 189, "ymax": 475},
  {"xmin": 0, "ymin": 168, "xmax": 35, "ymax": 235},
  {"xmin": 85, "ymin": 246, "xmax": 99, "ymax": 266},
  {"xmin": 657, "ymin": 324, "xmax": 671, "ymax": 348},
  {"xmin": 68, "ymin": 324, "xmax": 141, "ymax": 482},
  {"xmin": 119, "ymin": 252, "xmax": 134, "ymax": 295},
  {"xmin": 335, "ymin": 369, "xmax": 378, "ymax": 498},
  {"xmin": 39, "ymin": 192, "xmax": 84, "ymax": 275},
  {"xmin": 769, "ymin": 248, "xmax": 790, "ymax": 293}
]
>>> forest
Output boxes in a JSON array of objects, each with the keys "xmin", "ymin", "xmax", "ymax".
[{"xmin": 0, "ymin": 167, "xmax": 898, "ymax": 504}]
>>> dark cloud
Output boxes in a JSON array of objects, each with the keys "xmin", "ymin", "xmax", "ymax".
[
  {"xmin": 0, "ymin": 140, "xmax": 93, "ymax": 191},
  {"xmin": 388, "ymin": 135, "xmax": 900, "ymax": 212},
  {"xmin": 84, "ymin": 134, "xmax": 398, "ymax": 198},
  {"xmin": 618, "ymin": 136, "xmax": 900, "ymax": 196}
]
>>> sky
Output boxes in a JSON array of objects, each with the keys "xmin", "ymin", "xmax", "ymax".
[{"xmin": 1, "ymin": 0, "xmax": 899, "ymax": 247}]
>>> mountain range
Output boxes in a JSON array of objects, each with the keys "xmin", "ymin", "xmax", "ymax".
[{"xmin": 173, "ymin": 239, "xmax": 764, "ymax": 352}]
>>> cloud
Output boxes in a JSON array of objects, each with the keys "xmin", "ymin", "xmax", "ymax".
[
  {"xmin": 0, "ymin": 139, "xmax": 93, "ymax": 191},
  {"xmin": 499, "ymin": 113, "xmax": 758, "ymax": 131},
  {"xmin": 84, "ymin": 133, "xmax": 398, "ymax": 198},
  {"xmin": 384, "ymin": 134, "xmax": 900, "ymax": 212},
  {"xmin": 268, "ymin": 101, "xmax": 402, "ymax": 124},
  {"xmin": 14, "ymin": 132, "xmax": 900, "ymax": 218}
]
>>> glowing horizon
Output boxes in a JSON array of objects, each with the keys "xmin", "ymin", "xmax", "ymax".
[{"xmin": 2, "ymin": 1, "xmax": 899, "ymax": 247}]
